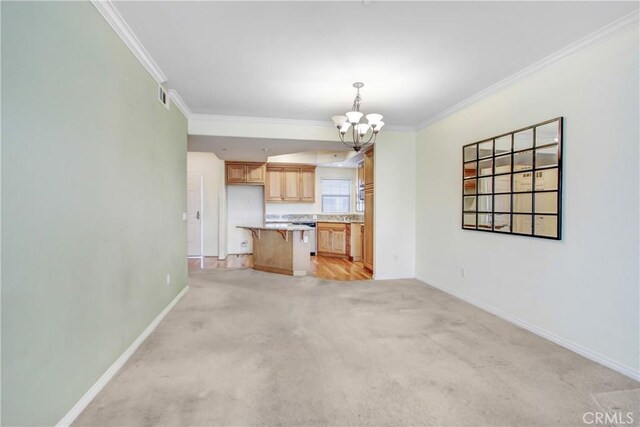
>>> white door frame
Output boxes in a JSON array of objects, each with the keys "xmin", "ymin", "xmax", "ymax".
[{"xmin": 187, "ymin": 172, "xmax": 204, "ymax": 268}]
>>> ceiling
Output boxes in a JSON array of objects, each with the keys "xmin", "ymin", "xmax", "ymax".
[
  {"xmin": 114, "ymin": 1, "xmax": 636, "ymax": 128},
  {"xmin": 188, "ymin": 135, "xmax": 352, "ymax": 162}
]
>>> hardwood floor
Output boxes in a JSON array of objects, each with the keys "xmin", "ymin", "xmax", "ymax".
[
  {"xmin": 188, "ymin": 254, "xmax": 372, "ymax": 281},
  {"xmin": 310, "ymin": 256, "xmax": 372, "ymax": 281}
]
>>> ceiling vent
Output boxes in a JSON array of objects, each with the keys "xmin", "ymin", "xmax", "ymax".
[{"xmin": 158, "ymin": 85, "xmax": 170, "ymax": 110}]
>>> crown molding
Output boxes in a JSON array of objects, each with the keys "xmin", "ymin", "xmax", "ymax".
[
  {"xmin": 417, "ymin": 9, "xmax": 640, "ymax": 130},
  {"xmin": 91, "ymin": 0, "xmax": 167, "ymax": 84},
  {"xmin": 168, "ymin": 90, "xmax": 192, "ymax": 120}
]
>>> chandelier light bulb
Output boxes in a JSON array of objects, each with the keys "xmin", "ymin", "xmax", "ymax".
[
  {"xmin": 332, "ymin": 115, "xmax": 348, "ymax": 128},
  {"xmin": 339, "ymin": 122, "xmax": 351, "ymax": 134},
  {"xmin": 366, "ymin": 113, "xmax": 383, "ymax": 127},
  {"xmin": 346, "ymin": 111, "xmax": 363, "ymax": 125},
  {"xmin": 356, "ymin": 123, "xmax": 370, "ymax": 136}
]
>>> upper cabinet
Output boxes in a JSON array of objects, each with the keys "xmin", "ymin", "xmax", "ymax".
[
  {"xmin": 300, "ymin": 169, "xmax": 315, "ymax": 202},
  {"xmin": 283, "ymin": 168, "xmax": 300, "ymax": 200},
  {"xmin": 265, "ymin": 164, "xmax": 316, "ymax": 203},
  {"xmin": 225, "ymin": 162, "xmax": 266, "ymax": 185},
  {"xmin": 364, "ymin": 150, "xmax": 374, "ymax": 186}
]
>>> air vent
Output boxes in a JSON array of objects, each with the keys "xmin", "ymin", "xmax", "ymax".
[{"xmin": 158, "ymin": 85, "xmax": 170, "ymax": 110}]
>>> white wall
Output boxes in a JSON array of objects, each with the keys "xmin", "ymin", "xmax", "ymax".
[
  {"xmin": 227, "ymin": 185, "xmax": 264, "ymax": 254},
  {"xmin": 415, "ymin": 27, "xmax": 639, "ymax": 377},
  {"xmin": 265, "ymin": 167, "xmax": 359, "ymax": 215},
  {"xmin": 187, "ymin": 152, "xmax": 224, "ymax": 256},
  {"xmin": 374, "ymin": 132, "xmax": 417, "ymax": 280}
]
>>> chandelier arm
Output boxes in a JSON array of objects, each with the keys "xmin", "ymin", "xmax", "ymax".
[{"xmin": 363, "ymin": 130, "xmax": 376, "ymax": 145}]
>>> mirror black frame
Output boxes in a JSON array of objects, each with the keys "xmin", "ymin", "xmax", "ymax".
[{"xmin": 461, "ymin": 117, "xmax": 563, "ymax": 240}]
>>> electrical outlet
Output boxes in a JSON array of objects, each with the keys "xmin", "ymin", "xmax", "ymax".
[
  {"xmin": 182, "ymin": 212, "xmax": 187, "ymax": 221},
  {"xmin": 303, "ymin": 236, "xmax": 309, "ymax": 243},
  {"xmin": 166, "ymin": 274, "xmax": 171, "ymax": 285}
]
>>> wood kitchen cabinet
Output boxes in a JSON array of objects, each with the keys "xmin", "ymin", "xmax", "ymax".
[
  {"xmin": 300, "ymin": 169, "xmax": 315, "ymax": 201},
  {"xmin": 265, "ymin": 164, "xmax": 316, "ymax": 202},
  {"xmin": 363, "ymin": 147, "xmax": 374, "ymax": 272},
  {"xmin": 266, "ymin": 168, "xmax": 283, "ymax": 200},
  {"xmin": 283, "ymin": 169, "xmax": 300, "ymax": 200},
  {"xmin": 317, "ymin": 222, "xmax": 350, "ymax": 259},
  {"xmin": 225, "ymin": 162, "xmax": 266, "ymax": 185}
]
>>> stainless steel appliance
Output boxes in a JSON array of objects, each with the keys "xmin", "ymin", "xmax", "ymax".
[{"xmin": 292, "ymin": 222, "xmax": 316, "ymax": 255}]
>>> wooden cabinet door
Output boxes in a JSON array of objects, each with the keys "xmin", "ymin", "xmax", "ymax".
[
  {"xmin": 283, "ymin": 168, "xmax": 300, "ymax": 200},
  {"xmin": 317, "ymin": 229, "xmax": 332, "ymax": 253},
  {"xmin": 364, "ymin": 150, "xmax": 374, "ymax": 186},
  {"xmin": 265, "ymin": 168, "xmax": 283, "ymax": 201},
  {"xmin": 227, "ymin": 164, "xmax": 246, "ymax": 183},
  {"xmin": 299, "ymin": 169, "xmax": 315, "ymax": 202},
  {"xmin": 246, "ymin": 164, "xmax": 265, "ymax": 183},
  {"xmin": 331, "ymin": 229, "xmax": 347, "ymax": 254},
  {"xmin": 364, "ymin": 188, "xmax": 374, "ymax": 271}
]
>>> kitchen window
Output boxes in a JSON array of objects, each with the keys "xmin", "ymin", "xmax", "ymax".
[{"xmin": 322, "ymin": 179, "xmax": 351, "ymax": 213}]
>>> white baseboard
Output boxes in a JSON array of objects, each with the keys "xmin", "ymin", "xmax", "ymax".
[
  {"xmin": 418, "ymin": 276, "xmax": 640, "ymax": 382},
  {"xmin": 56, "ymin": 285, "xmax": 190, "ymax": 427}
]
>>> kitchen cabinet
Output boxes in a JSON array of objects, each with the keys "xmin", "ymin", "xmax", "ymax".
[
  {"xmin": 265, "ymin": 164, "xmax": 316, "ymax": 202},
  {"xmin": 266, "ymin": 168, "xmax": 283, "ymax": 200},
  {"xmin": 317, "ymin": 222, "xmax": 350, "ymax": 259},
  {"xmin": 349, "ymin": 223, "xmax": 363, "ymax": 262},
  {"xmin": 283, "ymin": 169, "xmax": 300, "ymax": 200},
  {"xmin": 363, "ymin": 147, "xmax": 374, "ymax": 272},
  {"xmin": 225, "ymin": 162, "xmax": 266, "ymax": 185},
  {"xmin": 247, "ymin": 164, "xmax": 266, "ymax": 183},
  {"xmin": 300, "ymin": 169, "xmax": 315, "ymax": 201},
  {"xmin": 356, "ymin": 161, "xmax": 365, "ymax": 212}
]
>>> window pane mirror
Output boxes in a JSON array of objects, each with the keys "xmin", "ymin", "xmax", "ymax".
[
  {"xmin": 463, "ymin": 213, "xmax": 476, "ymax": 228},
  {"xmin": 494, "ymin": 155, "xmax": 511, "ymax": 174},
  {"xmin": 463, "ymin": 179, "xmax": 477, "ymax": 195},
  {"xmin": 494, "ymin": 135, "xmax": 511, "ymax": 155},
  {"xmin": 514, "ymin": 128, "xmax": 533, "ymax": 151},
  {"xmin": 464, "ymin": 162, "xmax": 477, "ymax": 178},
  {"xmin": 461, "ymin": 117, "xmax": 562, "ymax": 240},
  {"xmin": 478, "ymin": 140, "xmax": 493, "ymax": 159},
  {"xmin": 464, "ymin": 145, "xmax": 477, "ymax": 162},
  {"xmin": 494, "ymin": 174, "xmax": 511, "ymax": 193},
  {"xmin": 494, "ymin": 214, "xmax": 510, "ymax": 232}
]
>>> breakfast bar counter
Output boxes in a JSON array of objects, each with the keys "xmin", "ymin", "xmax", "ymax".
[{"xmin": 237, "ymin": 225, "xmax": 312, "ymax": 276}]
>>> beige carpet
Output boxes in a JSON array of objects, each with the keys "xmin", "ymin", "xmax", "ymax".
[{"xmin": 74, "ymin": 269, "xmax": 639, "ymax": 426}]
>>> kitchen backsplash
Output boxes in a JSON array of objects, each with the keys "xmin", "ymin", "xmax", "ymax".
[{"xmin": 266, "ymin": 213, "xmax": 364, "ymax": 223}]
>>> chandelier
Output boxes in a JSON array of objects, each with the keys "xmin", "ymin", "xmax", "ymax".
[{"xmin": 331, "ymin": 82, "xmax": 384, "ymax": 152}]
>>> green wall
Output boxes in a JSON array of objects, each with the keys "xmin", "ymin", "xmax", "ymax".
[{"xmin": 1, "ymin": 2, "xmax": 188, "ymax": 425}]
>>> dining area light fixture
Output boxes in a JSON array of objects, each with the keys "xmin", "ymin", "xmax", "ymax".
[{"xmin": 331, "ymin": 82, "xmax": 384, "ymax": 152}]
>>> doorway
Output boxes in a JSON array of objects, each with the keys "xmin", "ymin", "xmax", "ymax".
[{"xmin": 187, "ymin": 171, "xmax": 204, "ymax": 264}]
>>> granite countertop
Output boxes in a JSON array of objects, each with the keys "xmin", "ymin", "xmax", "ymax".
[
  {"xmin": 237, "ymin": 225, "xmax": 313, "ymax": 231},
  {"xmin": 265, "ymin": 214, "xmax": 364, "ymax": 224}
]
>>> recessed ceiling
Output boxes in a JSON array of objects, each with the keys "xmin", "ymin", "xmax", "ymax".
[{"xmin": 114, "ymin": 1, "xmax": 637, "ymax": 127}]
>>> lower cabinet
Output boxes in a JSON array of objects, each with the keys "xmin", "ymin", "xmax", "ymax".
[{"xmin": 317, "ymin": 222, "xmax": 350, "ymax": 259}]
